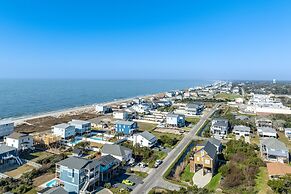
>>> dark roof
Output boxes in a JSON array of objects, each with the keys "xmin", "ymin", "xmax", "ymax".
[
  {"xmin": 38, "ymin": 187, "xmax": 68, "ymax": 194},
  {"xmin": 7, "ymin": 132, "xmax": 29, "ymax": 139},
  {"xmin": 98, "ymin": 154, "xmax": 120, "ymax": 166},
  {"xmin": 139, "ymin": 131, "xmax": 156, "ymax": 141},
  {"xmin": 208, "ymin": 138, "xmax": 221, "ymax": 147},
  {"xmin": 72, "ymin": 148, "xmax": 83, "ymax": 155},
  {"xmin": 212, "ymin": 119, "xmax": 229, "ymax": 127},
  {"xmin": 57, "ymin": 157, "xmax": 99, "ymax": 170},
  {"xmin": 204, "ymin": 141, "xmax": 217, "ymax": 159},
  {"xmin": 102, "ymin": 144, "xmax": 132, "ymax": 157}
]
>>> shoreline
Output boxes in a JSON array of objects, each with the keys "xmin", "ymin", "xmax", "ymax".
[
  {"xmin": 6, "ymin": 81, "xmax": 214, "ymax": 126},
  {"xmin": 10, "ymin": 92, "xmax": 161, "ymax": 126}
]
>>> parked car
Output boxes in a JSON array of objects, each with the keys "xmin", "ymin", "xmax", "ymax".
[
  {"xmin": 154, "ymin": 160, "xmax": 163, "ymax": 168},
  {"xmin": 122, "ymin": 179, "xmax": 135, "ymax": 186},
  {"xmin": 138, "ymin": 162, "xmax": 146, "ymax": 168}
]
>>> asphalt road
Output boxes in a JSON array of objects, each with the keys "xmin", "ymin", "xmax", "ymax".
[{"xmin": 132, "ymin": 104, "xmax": 220, "ymax": 194}]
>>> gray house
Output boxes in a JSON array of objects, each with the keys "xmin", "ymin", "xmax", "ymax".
[
  {"xmin": 260, "ymin": 138, "xmax": 289, "ymax": 163},
  {"xmin": 56, "ymin": 157, "xmax": 100, "ymax": 194}
]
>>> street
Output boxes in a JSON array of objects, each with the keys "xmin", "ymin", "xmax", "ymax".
[{"xmin": 132, "ymin": 104, "xmax": 220, "ymax": 194}]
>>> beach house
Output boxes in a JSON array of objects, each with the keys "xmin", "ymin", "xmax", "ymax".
[
  {"xmin": 56, "ymin": 157, "xmax": 100, "ymax": 194},
  {"xmin": 260, "ymin": 138, "xmax": 289, "ymax": 163},
  {"xmin": 5, "ymin": 132, "xmax": 33, "ymax": 151},
  {"xmin": 52, "ymin": 123, "xmax": 76, "ymax": 139},
  {"xmin": 133, "ymin": 131, "xmax": 157, "ymax": 147},
  {"xmin": 166, "ymin": 114, "xmax": 185, "ymax": 128},
  {"xmin": 256, "ymin": 118, "xmax": 273, "ymax": 128},
  {"xmin": 233, "ymin": 125, "xmax": 251, "ymax": 137},
  {"xmin": 257, "ymin": 127, "xmax": 277, "ymax": 138},
  {"xmin": 210, "ymin": 119, "xmax": 230, "ymax": 139},
  {"xmin": 69, "ymin": 120, "xmax": 91, "ymax": 135},
  {"xmin": 95, "ymin": 105, "xmax": 111, "ymax": 113},
  {"xmin": 189, "ymin": 139, "xmax": 219, "ymax": 176},
  {"xmin": 113, "ymin": 111, "xmax": 129, "ymax": 120},
  {"xmin": 99, "ymin": 155, "xmax": 121, "ymax": 182},
  {"xmin": 185, "ymin": 103, "xmax": 204, "ymax": 115},
  {"xmin": 0, "ymin": 120, "xmax": 14, "ymax": 138},
  {"xmin": 114, "ymin": 120, "xmax": 137, "ymax": 135},
  {"xmin": 101, "ymin": 144, "xmax": 132, "ymax": 162},
  {"xmin": 0, "ymin": 144, "xmax": 22, "ymax": 170}
]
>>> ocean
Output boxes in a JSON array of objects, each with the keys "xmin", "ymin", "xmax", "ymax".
[{"xmin": 0, "ymin": 79, "xmax": 211, "ymax": 119}]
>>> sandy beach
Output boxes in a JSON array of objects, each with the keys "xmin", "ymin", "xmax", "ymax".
[{"xmin": 11, "ymin": 92, "xmax": 162, "ymax": 126}]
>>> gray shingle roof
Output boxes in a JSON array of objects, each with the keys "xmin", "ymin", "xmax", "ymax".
[
  {"xmin": 6, "ymin": 132, "xmax": 29, "ymax": 139},
  {"xmin": 39, "ymin": 187, "xmax": 68, "ymax": 194},
  {"xmin": 57, "ymin": 157, "xmax": 99, "ymax": 170},
  {"xmin": 98, "ymin": 154, "xmax": 120, "ymax": 166},
  {"xmin": 260, "ymin": 138, "xmax": 288, "ymax": 151},
  {"xmin": 258, "ymin": 127, "xmax": 276, "ymax": 133},
  {"xmin": 102, "ymin": 144, "xmax": 132, "ymax": 157},
  {"xmin": 114, "ymin": 120, "xmax": 135, "ymax": 125},
  {"xmin": 212, "ymin": 119, "xmax": 229, "ymax": 127},
  {"xmin": 0, "ymin": 145, "xmax": 16, "ymax": 155},
  {"xmin": 139, "ymin": 131, "xmax": 156, "ymax": 141},
  {"xmin": 204, "ymin": 141, "xmax": 217, "ymax": 159},
  {"xmin": 208, "ymin": 137, "xmax": 221, "ymax": 147},
  {"xmin": 233, "ymin": 125, "xmax": 251, "ymax": 133}
]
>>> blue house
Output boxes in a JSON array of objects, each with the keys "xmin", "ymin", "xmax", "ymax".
[
  {"xmin": 56, "ymin": 157, "xmax": 100, "ymax": 194},
  {"xmin": 0, "ymin": 144, "xmax": 22, "ymax": 170},
  {"xmin": 99, "ymin": 155, "xmax": 121, "ymax": 182},
  {"xmin": 114, "ymin": 120, "xmax": 138, "ymax": 135}
]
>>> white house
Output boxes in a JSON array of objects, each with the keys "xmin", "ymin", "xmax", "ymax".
[
  {"xmin": 257, "ymin": 127, "xmax": 277, "ymax": 138},
  {"xmin": 68, "ymin": 119, "xmax": 91, "ymax": 135},
  {"xmin": 166, "ymin": 114, "xmax": 185, "ymax": 128},
  {"xmin": 52, "ymin": 123, "xmax": 76, "ymax": 139},
  {"xmin": 0, "ymin": 120, "xmax": 14, "ymax": 138},
  {"xmin": 133, "ymin": 131, "xmax": 157, "ymax": 147},
  {"xmin": 284, "ymin": 128, "xmax": 291, "ymax": 140},
  {"xmin": 101, "ymin": 144, "xmax": 132, "ymax": 162},
  {"xmin": 210, "ymin": 119, "xmax": 230, "ymax": 139},
  {"xmin": 5, "ymin": 132, "xmax": 33, "ymax": 150},
  {"xmin": 113, "ymin": 111, "xmax": 129, "ymax": 120},
  {"xmin": 96, "ymin": 105, "xmax": 111, "ymax": 113},
  {"xmin": 233, "ymin": 125, "xmax": 251, "ymax": 137}
]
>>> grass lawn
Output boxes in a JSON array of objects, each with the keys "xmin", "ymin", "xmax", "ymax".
[
  {"xmin": 25, "ymin": 188, "xmax": 37, "ymax": 194},
  {"xmin": 205, "ymin": 173, "xmax": 222, "ymax": 192},
  {"xmin": 110, "ymin": 187, "xmax": 130, "ymax": 194},
  {"xmin": 215, "ymin": 93, "xmax": 241, "ymax": 101},
  {"xmin": 137, "ymin": 122, "xmax": 157, "ymax": 132},
  {"xmin": 33, "ymin": 173, "xmax": 55, "ymax": 187},
  {"xmin": 147, "ymin": 151, "xmax": 167, "ymax": 168},
  {"xmin": 22, "ymin": 151, "xmax": 54, "ymax": 162},
  {"xmin": 152, "ymin": 131, "xmax": 183, "ymax": 148},
  {"xmin": 185, "ymin": 117, "xmax": 200, "ymax": 125},
  {"xmin": 251, "ymin": 134, "xmax": 260, "ymax": 145},
  {"xmin": 278, "ymin": 131, "xmax": 291, "ymax": 150},
  {"xmin": 5, "ymin": 164, "xmax": 35, "ymax": 178},
  {"xmin": 255, "ymin": 167, "xmax": 274, "ymax": 194},
  {"xmin": 133, "ymin": 171, "xmax": 148, "ymax": 178},
  {"xmin": 180, "ymin": 163, "xmax": 194, "ymax": 183}
]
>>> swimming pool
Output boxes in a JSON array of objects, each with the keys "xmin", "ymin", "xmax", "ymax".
[
  {"xmin": 89, "ymin": 136, "xmax": 103, "ymax": 141},
  {"xmin": 46, "ymin": 179, "xmax": 57, "ymax": 187}
]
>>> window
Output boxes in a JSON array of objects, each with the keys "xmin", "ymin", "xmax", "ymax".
[
  {"xmin": 197, "ymin": 157, "xmax": 200, "ymax": 161},
  {"xmin": 205, "ymin": 159, "xmax": 210, "ymax": 164}
]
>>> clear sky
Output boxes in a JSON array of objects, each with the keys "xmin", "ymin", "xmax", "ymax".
[{"xmin": 0, "ymin": 0, "xmax": 290, "ymax": 80}]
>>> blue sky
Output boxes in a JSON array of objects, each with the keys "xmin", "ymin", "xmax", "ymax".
[{"xmin": 0, "ymin": 0, "xmax": 290, "ymax": 80}]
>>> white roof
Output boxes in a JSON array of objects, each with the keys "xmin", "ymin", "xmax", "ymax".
[
  {"xmin": 69, "ymin": 119, "xmax": 90, "ymax": 125},
  {"xmin": 53, "ymin": 123, "xmax": 72, "ymax": 129}
]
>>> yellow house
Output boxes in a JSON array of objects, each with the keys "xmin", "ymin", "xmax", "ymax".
[{"xmin": 190, "ymin": 139, "xmax": 220, "ymax": 175}]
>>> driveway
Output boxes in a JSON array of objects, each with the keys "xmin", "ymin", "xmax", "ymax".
[
  {"xmin": 112, "ymin": 173, "xmax": 144, "ymax": 191},
  {"xmin": 192, "ymin": 169, "xmax": 212, "ymax": 188},
  {"xmin": 96, "ymin": 188, "xmax": 112, "ymax": 194}
]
